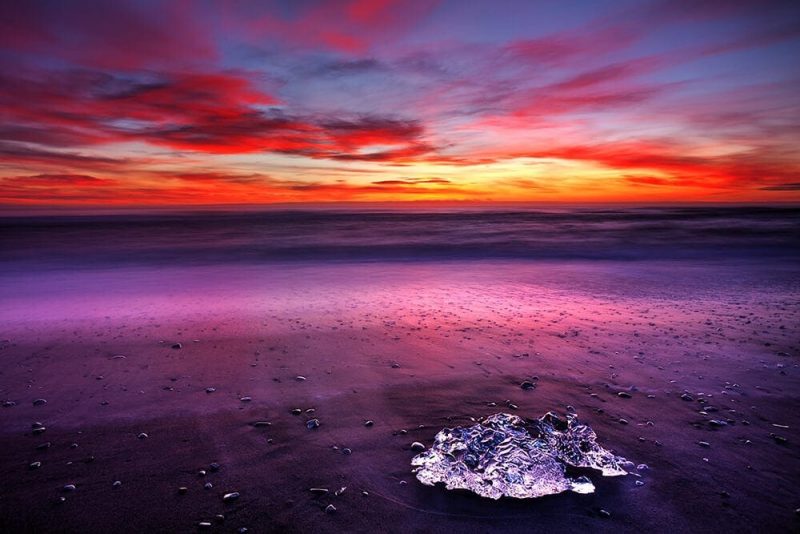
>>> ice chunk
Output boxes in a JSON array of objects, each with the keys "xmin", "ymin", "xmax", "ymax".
[{"xmin": 411, "ymin": 412, "xmax": 632, "ymax": 499}]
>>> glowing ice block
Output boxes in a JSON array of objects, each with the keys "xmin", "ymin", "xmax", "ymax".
[{"xmin": 411, "ymin": 412, "xmax": 632, "ymax": 499}]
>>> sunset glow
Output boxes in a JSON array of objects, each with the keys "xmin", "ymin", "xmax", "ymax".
[{"xmin": 1, "ymin": 0, "xmax": 799, "ymax": 207}]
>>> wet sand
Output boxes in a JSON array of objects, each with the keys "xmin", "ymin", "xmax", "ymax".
[{"xmin": 0, "ymin": 260, "xmax": 798, "ymax": 533}]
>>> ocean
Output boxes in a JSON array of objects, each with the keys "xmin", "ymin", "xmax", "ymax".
[{"xmin": 2, "ymin": 206, "xmax": 798, "ymax": 269}]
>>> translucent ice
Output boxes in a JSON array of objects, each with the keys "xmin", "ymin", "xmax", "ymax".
[{"xmin": 411, "ymin": 412, "xmax": 632, "ymax": 499}]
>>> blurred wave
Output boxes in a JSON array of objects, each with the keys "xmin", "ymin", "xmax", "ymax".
[{"xmin": 1, "ymin": 206, "xmax": 798, "ymax": 269}]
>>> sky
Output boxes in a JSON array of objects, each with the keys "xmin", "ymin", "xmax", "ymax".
[{"xmin": 1, "ymin": 0, "xmax": 799, "ymax": 207}]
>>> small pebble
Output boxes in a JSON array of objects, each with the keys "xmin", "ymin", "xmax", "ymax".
[
  {"xmin": 205, "ymin": 387, "xmax": 216, "ymax": 393},
  {"xmin": 617, "ymin": 392, "xmax": 632, "ymax": 399},
  {"xmin": 240, "ymin": 396, "xmax": 252, "ymax": 402},
  {"xmin": 325, "ymin": 504, "xmax": 336, "ymax": 514},
  {"xmin": 223, "ymin": 492, "xmax": 240, "ymax": 503},
  {"xmin": 364, "ymin": 420, "xmax": 374, "ymax": 427},
  {"xmin": 137, "ymin": 432, "xmax": 148, "ymax": 439},
  {"xmin": 411, "ymin": 442, "xmax": 425, "ymax": 452},
  {"xmin": 112, "ymin": 480, "xmax": 122, "ymax": 488},
  {"xmin": 63, "ymin": 484, "xmax": 76, "ymax": 492},
  {"xmin": 29, "ymin": 461, "xmax": 41, "ymax": 470},
  {"xmin": 33, "ymin": 399, "xmax": 47, "ymax": 406},
  {"xmin": 306, "ymin": 419, "xmax": 321, "ymax": 429},
  {"xmin": 171, "ymin": 343, "xmax": 182, "ymax": 349}
]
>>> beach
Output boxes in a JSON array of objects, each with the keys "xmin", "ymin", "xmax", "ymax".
[{"xmin": 0, "ymin": 208, "xmax": 799, "ymax": 532}]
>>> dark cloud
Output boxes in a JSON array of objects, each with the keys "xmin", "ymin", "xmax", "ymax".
[{"xmin": 759, "ymin": 182, "xmax": 800, "ymax": 191}]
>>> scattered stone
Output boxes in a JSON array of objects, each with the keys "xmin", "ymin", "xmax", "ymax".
[
  {"xmin": 520, "ymin": 381, "xmax": 535, "ymax": 390},
  {"xmin": 342, "ymin": 448, "xmax": 352, "ymax": 455},
  {"xmin": 325, "ymin": 504, "xmax": 336, "ymax": 514},
  {"xmin": 223, "ymin": 492, "xmax": 240, "ymax": 503},
  {"xmin": 171, "ymin": 343, "xmax": 182, "ymax": 349},
  {"xmin": 198, "ymin": 521, "xmax": 212, "ymax": 529},
  {"xmin": 205, "ymin": 387, "xmax": 216, "ymax": 393},
  {"xmin": 411, "ymin": 442, "xmax": 425, "ymax": 452},
  {"xmin": 209, "ymin": 462, "xmax": 221, "ymax": 472},
  {"xmin": 618, "ymin": 418, "xmax": 628, "ymax": 424},
  {"xmin": 3, "ymin": 401, "xmax": 17, "ymax": 408},
  {"xmin": 178, "ymin": 487, "xmax": 188, "ymax": 495},
  {"xmin": 240, "ymin": 396, "xmax": 252, "ymax": 402},
  {"xmin": 36, "ymin": 442, "xmax": 51, "ymax": 450},
  {"xmin": 204, "ymin": 482, "xmax": 213, "ymax": 490},
  {"xmin": 391, "ymin": 363, "xmax": 400, "ymax": 368},
  {"xmin": 252, "ymin": 421, "xmax": 271, "ymax": 427},
  {"xmin": 137, "ymin": 432, "xmax": 148, "ymax": 439},
  {"xmin": 335, "ymin": 487, "xmax": 346, "ymax": 496},
  {"xmin": 198, "ymin": 470, "xmax": 207, "ymax": 476},
  {"xmin": 63, "ymin": 484, "xmax": 76, "ymax": 492},
  {"xmin": 635, "ymin": 480, "xmax": 644, "ymax": 486},
  {"xmin": 291, "ymin": 408, "xmax": 302, "ymax": 415},
  {"xmin": 698, "ymin": 441, "xmax": 710, "ymax": 448},
  {"xmin": 364, "ymin": 420, "xmax": 374, "ymax": 427},
  {"xmin": 33, "ymin": 398, "xmax": 47, "ymax": 406},
  {"xmin": 770, "ymin": 433, "xmax": 788, "ymax": 445},
  {"xmin": 599, "ymin": 509, "xmax": 611, "ymax": 518},
  {"xmin": 29, "ymin": 461, "xmax": 41, "ymax": 470},
  {"xmin": 113, "ymin": 481, "xmax": 122, "ymax": 488},
  {"xmin": 709, "ymin": 420, "xmax": 728, "ymax": 428},
  {"xmin": 296, "ymin": 376, "xmax": 306, "ymax": 381},
  {"xmin": 310, "ymin": 488, "xmax": 329, "ymax": 495},
  {"xmin": 32, "ymin": 426, "xmax": 46, "ymax": 435},
  {"xmin": 617, "ymin": 392, "xmax": 632, "ymax": 399},
  {"xmin": 306, "ymin": 419, "xmax": 321, "ymax": 429},
  {"xmin": 680, "ymin": 393, "xmax": 693, "ymax": 401}
]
